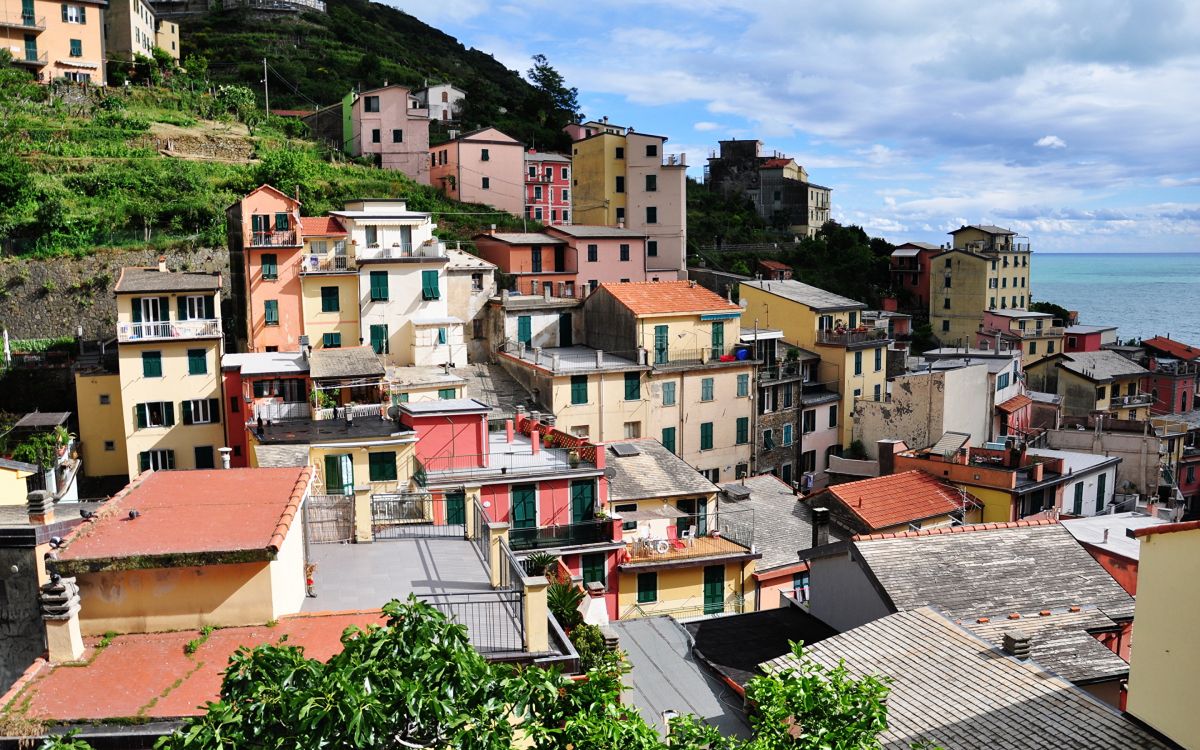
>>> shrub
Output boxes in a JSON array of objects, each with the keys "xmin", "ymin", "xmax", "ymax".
[
  {"xmin": 568, "ymin": 622, "xmax": 608, "ymax": 671},
  {"xmin": 546, "ymin": 581, "xmax": 584, "ymax": 630}
]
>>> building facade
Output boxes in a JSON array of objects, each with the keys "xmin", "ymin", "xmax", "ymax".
[
  {"xmin": 975, "ymin": 309, "xmax": 1064, "ymax": 365},
  {"xmin": 429, "ymin": 127, "xmax": 524, "ymax": 215},
  {"xmin": 5, "ymin": 0, "xmax": 106, "ymax": 83},
  {"xmin": 524, "ymin": 150, "xmax": 571, "ymax": 225},
  {"xmin": 415, "ymin": 83, "xmax": 465, "ymax": 123},
  {"xmin": 929, "ymin": 225, "xmax": 1032, "ymax": 346}
]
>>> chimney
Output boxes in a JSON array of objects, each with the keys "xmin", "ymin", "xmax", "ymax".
[
  {"xmin": 595, "ymin": 349, "xmax": 604, "ymax": 367},
  {"xmin": 489, "ymin": 224, "xmax": 496, "ymax": 235},
  {"xmin": 505, "ymin": 419, "xmax": 514, "ymax": 443},
  {"xmin": 877, "ymin": 440, "xmax": 903, "ymax": 476},
  {"xmin": 27, "ymin": 490, "xmax": 54, "ymax": 525},
  {"xmin": 157, "ymin": 255, "xmax": 168, "ymax": 273},
  {"xmin": 219, "ymin": 447, "xmax": 232, "ymax": 469},
  {"xmin": 1102, "ymin": 528, "xmax": 1110, "ymax": 544},
  {"xmin": 40, "ymin": 576, "xmax": 85, "ymax": 662},
  {"xmin": 1001, "ymin": 630, "xmax": 1032, "ymax": 660},
  {"xmin": 531, "ymin": 429, "xmax": 541, "ymax": 455},
  {"xmin": 811, "ymin": 506, "xmax": 830, "ymax": 549},
  {"xmin": 617, "ymin": 220, "xmax": 624, "ymax": 229}
]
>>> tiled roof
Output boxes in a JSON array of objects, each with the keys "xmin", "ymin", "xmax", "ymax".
[
  {"xmin": 895, "ymin": 241, "xmax": 941, "ymax": 251},
  {"xmin": 0, "ymin": 457, "xmax": 37, "ymax": 473},
  {"xmin": 1130, "ymin": 518, "xmax": 1200, "ymax": 538},
  {"xmin": 996, "ymin": 393, "xmax": 1032, "ymax": 413},
  {"xmin": 300, "ymin": 216, "xmax": 347, "ymax": 236},
  {"xmin": 524, "ymin": 151, "xmax": 571, "ymax": 163},
  {"xmin": 545, "ymin": 225, "xmax": 647, "ymax": 239},
  {"xmin": 815, "ymin": 470, "xmax": 970, "ymax": 533},
  {"xmin": 720, "ymin": 474, "xmax": 845, "ymax": 572},
  {"xmin": 964, "ymin": 606, "xmax": 1130, "ymax": 684},
  {"xmin": 740, "ymin": 279, "xmax": 865, "ymax": 312},
  {"xmin": 756, "ymin": 259, "xmax": 790, "ymax": 271},
  {"xmin": 444, "ymin": 248, "xmax": 498, "ymax": 270},
  {"xmin": 55, "ymin": 468, "xmax": 310, "ymax": 570},
  {"xmin": 759, "ymin": 157, "xmax": 794, "ymax": 168},
  {"xmin": 1058, "ymin": 351, "xmax": 1150, "ymax": 382},
  {"xmin": 606, "ymin": 440, "xmax": 718, "ymax": 502},
  {"xmin": 309, "ymin": 346, "xmax": 385, "ymax": 380},
  {"xmin": 114, "ymin": 268, "xmax": 221, "ymax": 294},
  {"xmin": 762, "ymin": 608, "xmax": 1168, "ymax": 749},
  {"xmin": 1143, "ymin": 335, "xmax": 1200, "ymax": 361},
  {"xmin": 851, "ymin": 520, "xmax": 1135, "ymax": 621},
  {"xmin": 599, "ymin": 281, "xmax": 740, "ymax": 316},
  {"xmin": 9, "ymin": 610, "xmax": 384, "ymax": 722}
]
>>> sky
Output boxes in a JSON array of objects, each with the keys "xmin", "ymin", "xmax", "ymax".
[{"xmin": 389, "ymin": 0, "xmax": 1200, "ymax": 253}]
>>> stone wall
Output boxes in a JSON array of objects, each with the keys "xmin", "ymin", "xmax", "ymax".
[
  {"xmin": 0, "ymin": 547, "xmax": 43, "ymax": 695},
  {"xmin": 0, "ymin": 247, "xmax": 231, "ymax": 340}
]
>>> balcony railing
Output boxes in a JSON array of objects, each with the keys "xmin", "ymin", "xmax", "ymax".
[
  {"xmin": 253, "ymin": 401, "xmax": 310, "ymax": 422},
  {"xmin": 1112, "ymin": 394, "xmax": 1153, "ymax": 408},
  {"xmin": 250, "ymin": 230, "xmax": 298, "ymax": 247},
  {"xmin": 358, "ymin": 242, "xmax": 445, "ymax": 261},
  {"xmin": 15, "ymin": 50, "xmax": 47, "ymax": 66},
  {"xmin": 0, "ymin": 13, "xmax": 45, "ymax": 29},
  {"xmin": 621, "ymin": 510, "xmax": 755, "ymax": 565},
  {"xmin": 117, "ymin": 319, "xmax": 220, "ymax": 342},
  {"xmin": 300, "ymin": 245, "xmax": 354, "ymax": 274},
  {"xmin": 651, "ymin": 347, "xmax": 750, "ymax": 368},
  {"xmin": 758, "ymin": 361, "xmax": 809, "ymax": 382},
  {"xmin": 415, "ymin": 449, "xmax": 584, "ymax": 482},
  {"xmin": 816, "ymin": 328, "xmax": 890, "ymax": 347},
  {"xmin": 313, "ymin": 402, "xmax": 384, "ymax": 421},
  {"xmin": 510, "ymin": 518, "xmax": 613, "ymax": 551}
]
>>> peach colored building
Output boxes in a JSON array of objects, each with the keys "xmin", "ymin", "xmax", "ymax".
[
  {"xmin": 343, "ymin": 85, "xmax": 430, "ymax": 184},
  {"xmin": 429, "ymin": 127, "xmax": 524, "ymax": 216},
  {"xmin": 473, "ymin": 232, "xmax": 577, "ymax": 298},
  {"xmin": 226, "ymin": 185, "xmax": 305, "ymax": 353},
  {"xmin": 546, "ymin": 225, "xmax": 650, "ymax": 293},
  {"xmin": 4, "ymin": 0, "xmax": 106, "ymax": 83}
]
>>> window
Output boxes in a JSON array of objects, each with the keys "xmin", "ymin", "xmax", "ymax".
[
  {"xmin": 1096, "ymin": 473, "xmax": 1107, "ymax": 513},
  {"xmin": 319, "ymin": 286, "xmax": 340, "ymax": 313},
  {"xmin": 62, "ymin": 4, "xmax": 86, "ymax": 22},
  {"xmin": 180, "ymin": 294, "xmax": 214, "ymax": 320},
  {"xmin": 737, "ymin": 373, "xmax": 749, "ymax": 398},
  {"xmin": 647, "ymin": 240, "xmax": 658, "ymax": 257},
  {"xmin": 396, "ymin": 392, "xmax": 409, "ymax": 403},
  {"xmin": 69, "ymin": 38, "xmax": 81, "ymax": 57},
  {"xmin": 645, "ymin": 174, "xmax": 657, "ymax": 192},
  {"xmin": 142, "ymin": 351, "xmax": 162, "ymax": 378},
  {"xmin": 194, "ymin": 446, "xmax": 215, "ymax": 470},
  {"xmin": 615, "ymin": 176, "xmax": 625, "ymax": 193},
  {"xmin": 369, "ymin": 451, "xmax": 398, "ymax": 482},
  {"xmin": 853, "ymin": 388, "xmax": 861, "ymax": 399},
  {"xmin": 780, "ymin": 425, "xmax": 795, "ymax": 447},
  {"xmin": 763, "ymin": 429, "xmax": 775, "ymax": 451},
  {"xmin": 135, "ymin": 401, "xmax": 175, "ymax": 428},
  {"xmin": 437, "ymin": 388, "xmax": 456, "ymax": 400},
  {"xmin": 661, "ymin": 426, "xmax": 677, "ymax": 454},
  {"xmin": 616, "ymin": 503, "xmax": 638, "ymax": 531},
  {"xmin": 873, "ymin": 383, "xmax": 882, "ymax": 401},
  {"xmin": 793, "ymin": 572, "xmax": 810, "ymax": 602},
  {"xmin": 587, "ymin": 244, "xmax": 598, "ymax": 262},
  {"xmin": 561, "ymin": 167, "xmax": 569, "ymax": 180},
  {"xmin": 619, "ymin": 244, "xmax": 630, "ymax": 261},
  {"xmin": 392, "ymin": 129, "xmax": 403, "ymax": 143},
  {"xmin": 637, "ymin": 572, "xmax": 657, "ymax": 603},
  {"xmin": 700, "ymin": 377, "xmax": 714, "ymax": 401},
  {"xmin": 803, "ymin": 410, "xmax": 816, "ymax": 433},
  {"xmin": 531, "ymin": 246, "xmax": 543, "ymax": 272},
  {"xmin": 1047, "ymin": 340, "xmax": 1056, "ymax": 354},
  {"xmin": 623, "ymin": 421, "xmax": 641, "ymax": 439},
  {"xmin": 944, "ymin": 258, "xmax": 952, "ymax": 269},
  {"xmin": 571, "ymin": 375, "xmax": 588, "ymax": 405},
  {"xmin": 942, "ymin": 320, "xmax": 950, "ymax": 332},
  {"xmin": 662, "ymin": 381, "xmax": 676, "ymax": 406},
  {"xmin": 801, "ymin": 450, "xmax": 817, "ymax": 473},
  {"xmin": 700, "ymin": 422, "xmax": 714, "ymax": 450},
  {"xmin": 481, "ymin": 177, "xmax": 490, "ymax": 189},
  {"xmin": 561, "ymin": 188, "xmax": 569, "ymax": 202},
  {"xmin": 481, "ymin": 148, "xmax": 490, "ymax": 161},
  {"xmin": 645, "ymin": 143, "xmax": 658, "ymax": 157},
  {"xmin": 138, "ymin": 449, "xmax": 175, "ymax": 472},
  {"xmin": 371, "ymin": 129, "xmax": 381, "ymax": 144},
  {"xmin": 616, "ymin": 207, "xmax": 625, "ymax": 223},
  {"xmin": 615, "ymin": 147, "xmax": 625, "ymax": 159},
  {"xmin": 364, "ymin": 95, "xmax": 379, "ymax": 112},
  {"xmin": 1029, "ymin": 341, "xmax": 1038, "ymax": 355},
  {"xmin": 421, "ymin": 270, "xmax": 440, "ymax": 300},
  {"xmin": 534, "ymin": 206, "xmax": 542, "ymax": 221},
  {"xmin": 624, "ymin": 372, "xmax": 640, "ymax": 400},
  {"xmin": 437, "ymin": 327, "xmax": 447, "ymax": 345},
  {"xmin": 829, "ymin": 405, "xmax": 838, "ymax": 428},
  {"xmin": 783, "ymin": 383, "xmax": 793, "ymax": 408},
  {"xmin": 182, "ymin": 398, "xmax": 219, "ymax": 425},
  {"xmin": 646, "ymin": 207, "xmax": 657, "ymax": 224},
  {"xmin": 735, "ymin": 417, "xmax": 749, "ymax": 445},
  {"xmin": 261, "ymin": 253, "xmax": 278, "ymax": 280},
  {"xmin": 264, "ymin": 300, "xmax": 279, "ymax": 326},
  {"xmin": 854, "ymin": 351, "xmax": 863, "ymax": 376},
  {"xmin": 874, "ymin": 347, "xmax": 883, "ymax": 371},
  {"xmin": 99, "ymin": 394, "xmax": 110, "ymax": 405},
  {"xmin": 1068, "ymin": 336, "xmax": 1077, "ymax": 348},
  {"xmin": 711, "ymin": 320, "xmax": 725, "ymax": 356},
  {"xmin": 582, "ymin": 553, "xmax": 606, "ymax": 588},
  {"xmin": 370, "ymin": 324, "xmax": 389, "ymax": 355},
  {"xmin": 1073, "ymin": 483, "xmax": 1084, "ymax": 515},
  {"xmin": 187, "ymin": 348, "xmax": 207, "ymax": 375},
  {"xmin": 365, "ymin": 226, "xmax": 378, "ymax": 246},
  {"xmin": 104, "ymin": 440, "xmax": 115, "ymax": 451}
]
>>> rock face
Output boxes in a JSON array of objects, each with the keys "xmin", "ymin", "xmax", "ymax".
[{"xmin": 0, "ymin": 246, "xmax": 231, "ymax": 340}]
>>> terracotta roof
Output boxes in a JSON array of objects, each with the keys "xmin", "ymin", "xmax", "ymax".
[
  {"xmin": 1143, "ymin": 335, "xmax": 1200, "ymax": 361},
  {"xmin": 300, "ymin": 216, "xmax": 347, "ymax": 236},
  {"xmin": 7, "ymin": 610, "xmax": 384, "ymax": 722},
  {"xmin": 817, "ymin": 470, "xmax": 972, "ymax": 532},
  {"xmin": 851, "ymin": 516, "xmax": 1059, "ymax": 542},
  {"xmin": 996, "ymin": 393, "xmax": 1032, "ymax": 413},
  {"xmin": 756, "ymin": 259, "xmax": 790, "ymax": 271},
  {"xmin": 1130, "ymin": 519, "xmax": 1200, "ymax": 538},
  {"xmin": 759, "ymin": 157, "xmax": 794, "ymax": 168},
  {"xmin": 54, "ymin": 468, "xmax": 310, "ymax": 571},
  {"xmin": 598, "ymin": 281, "xmax": 740, "ymax": 316}
]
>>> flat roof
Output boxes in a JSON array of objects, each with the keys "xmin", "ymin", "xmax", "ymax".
[
  {"xmin": 55, "ymin": 468, "xmax": 310, "ymax": 571},
  {"xmin": 545, "ymin": 224, "xmax": 647, "ymax": 239},
  {"xmin": 988, "ymin": 308, "xmax": 1053, "ymax": 319},
  {"xmin": 720, "ymin": 474, "xmax": 845, "ymax": 572},
  {"xmin": 474, "ymin": 232, "xmax": 565, "ymax": 245},
  {"xmin": 740, "ymin": 279, "xmax": 865, "ymax": 312},
  {"xmin": 399, "ymin": 398, "xmax": 490, "ymax": 415},
  {"xmin": 1060, "ymin": 511, "xmax": 1171, "ymax": 561},
  {"xmin": 387, "ymin": 366, "xmax": 467, "ymax": 388},
  {"xmin": 504, "ymin": 345, "xmax": 644, "ymax": 374},
  {"xmin": 255, "ymin": 415, "xmax": 413, "ymax": 445},
  {"xmin": 1026, "ymin": 447, "xmax": 1120, "ymax": 475},
  {"xmin": 221, "ymin": 351, "xmax": 309, "ymax": 376},
  {"xmin": 1066, "ymin": 324, "xmax": 1119, "ymax": 335}
]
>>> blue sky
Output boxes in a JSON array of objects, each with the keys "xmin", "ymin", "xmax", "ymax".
[{"xmin": 391, "ymin": 0, "xmax": 1200, "ymax": 252}]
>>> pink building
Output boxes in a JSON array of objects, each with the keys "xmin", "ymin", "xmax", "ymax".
[
  {"xmin": 429, "ymin": 127, "xmax": 524, "ymax": 216},
  {"xmin": 545, "ymin": 225, "xmax": 652, "ymax": 293},
  {"xmin": 473, "ymin": 231, "xmax": 578, "ymax": 298},
  {"xmin": 1064, "ymin": 324, "xmax": 1119, "ymax": 353},
  {"xmin": 524, "ymin": 150, "xmax": 571, "ymax": 225},
  {"xmin": 303, "ymin": 85, "xmax": 431, "ymax": 184}
]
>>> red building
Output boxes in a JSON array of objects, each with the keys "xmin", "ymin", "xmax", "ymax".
[
  {"xmin": 1142, "ymin": 336, "xmax": 1199, "ymax": 415},
  {"xmin": 220, "ymin": 352, "xmax": 312, "ymax": 467},
  {"xmin": 524, "ymin": 150, "xmax": 571, "ymax": 226},
  {"xmin": 1064, "ymin": 324, "xmax": 1118, "ymax": 353},
  {"xmin": 888, "ymin": 242, "xmax": 941, "ymax": 314}
]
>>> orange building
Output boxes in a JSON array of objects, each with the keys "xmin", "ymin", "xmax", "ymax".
[
  {"xmin": 226, "ymin": 185, "xmax": 305, "ymax": 352},
  {"xmin": 3, "ymin": 0, "xmax": 106, "ymax": 83}
]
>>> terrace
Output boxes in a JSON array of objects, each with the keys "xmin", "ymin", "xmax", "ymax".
[
  {"xmin": 300, "ymin": 241, "xmax": 355, "ymax": 274},
  {"xmin": 616, "ymin": 507, "xmax": 758, "ymax": 570},
  {"xmin": 816, "ymin": 327, "xmax": 891, "ymax": 348},
  {"xmin": 116, "ymin": 318, "xmax": 221, "ymax": 342},
  {"xmin": 415, "ymin": 429, "xmax": 601, "ymax": 485}
]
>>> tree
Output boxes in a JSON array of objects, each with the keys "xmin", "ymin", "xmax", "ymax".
[
  {"xmin": 526, "ymin": 54, "xmax": 579, "ymax": 121},
  {"xmin": 1028, "ymin": 300, "xmax": 1072, "ymax": 325}
]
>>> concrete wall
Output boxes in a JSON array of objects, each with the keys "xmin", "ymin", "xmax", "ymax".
[
  {"xmin": 430, "ymin": 129, "xmax": 524, "ymax": 215},
  {"xmin": 615, "ymin": 560, "xmax": 752, "ymax": 620},
  {"xmin": 625, "ymin": 133, "xmax": 686, "ymax": 278},
  {"xmin": 301, "ymin": 274, "xmax": 360, "ymax": 349},
  {"xmin": 350, "ymin": 86, "xmax": 431, "ymax": 184},
  {"xmin": 357, "ymin": 261, "xmax": 448, "ymax": 365},
  {"xmin": 268, "ymin": 514, "xmax": 307, "ymax": 617},
  {"xmin": 807, "ymin": 550, "xmax": 894, "ymax": 632},
  {"xmin": 75, "ymin": 372, "xmax": 128, "ymax": 477},
  {"xmin": 0, "ymin": 547, "xmax": 44, "ymax": 693},
  {"xmin": 854, "ymin": 365, "xmax": 989, "ymax": 458},
  {"xmin": 1126, "ymin": 525, "xmax": 1200, "ymax": 749},
  {"xmin": 1044, "ymin": 429, "xmax": 1160, "ymax": 496}
]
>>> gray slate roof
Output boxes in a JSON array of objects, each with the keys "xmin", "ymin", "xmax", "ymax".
[
  {"xmin": 114, "ymin": 268, "xmax": 221, "ymax": 293},
  {"xmin": 950, "ymin": 224, "xmax": 1017, "ymax": 235},
  {"xmin": 309, "ymin": 346, "xmax": 385, "ymax": 380},
  {"xmin": 0, "ymin": 457, "xmax": 38, "ymax": 473},
  {"xmin": 253, "ymin": 444, "xmax": 310, "ymax": 468},
  {"xmin": 13, "ymin": 412, "xmax": 70, "ymax": 429},
  {"xmin": 1058, "ymin": 351, "xmax": 1150, "ymax": 382},
  {"xmin": 720, "ymin": 474, "xmax": 844, "ymax": 572},
  {"xmin": 546, "ymin": 225, "xmax": 647, "ymax": 239},
  {"xmin": 452, "ymin": 363, "xmax": 538, "ymax": 419},
  {"xmin": 763, "ymin": 608, "xmax": 1168, "ymax": 750},
  {"xmin": 221, "ymin": 351, "xmax": 309, "ymax": 376},
  {"xmin": 740, "ymin": 279, "xmax": 865, "ymax": 311},
  {"xmin": 477, "ymin": 232, "xmax": 565, "ymax": 245},
  {"xmin": 854, "ymin": 522, "xmax": 1135, "ymax": 621},
  {"xmin": 606, "ymin": 440, "xmax": 718, "ymax": 502},
  {"xmin": 966, "ymin": 607, "xmax": 1130, "ymax": 684}
]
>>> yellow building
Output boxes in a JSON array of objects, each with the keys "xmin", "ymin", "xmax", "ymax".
[
  {"xmin": 930, "ymin": 225, "xmax": 1032, "ymax": 346},
  {"xmin": 298, "ymin": 215, "xmax": 360, "ymax": 351},
  {"xmin": 569, "ymin": 123, "xmax": 687, "ymax": 278},
  {"xmin": 1025, "ymin": 351, "xmax": 1153, "ymax": 420},
  {"xmin": 976, "ymin": 309, "xmax": 1064, "ymax": 366},
  {"xmin": 76, "ymin": 264, "xmax": 226, "ymax": 480},
  {"xmin": 739, "ymin": 279, "xmax": 890, "ymax": 449},
  {"xmin": 0, "ymin": 457, "xmax": 36, "ymax": 505},
  {"xmin": 1126, "ymin": 520, "xmax": 1200, "ymax": 749},
  {"xmin": 499, "ymin": 281, "xmax": 755, "ymax": 483}
]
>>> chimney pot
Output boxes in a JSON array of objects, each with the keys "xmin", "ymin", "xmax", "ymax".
[
  {"xmin": 1001, "ymin": 630, "xmax": 1032, "ymax": 659},
  {"xmin": 1069, "ymin": 605, "xmax": 1081, "ymax": 613},
  {"xmin": 976, "ymin": 617, "xmax": 990, "ymax": 624},
  {"xmin": 27, "ymin": 490, "xmax": 54, "ymax": 525},
  {"xmin": 811, "ymin": 506, "xmax": 830, "ymax": 549},
  {"xmin": 1039, "ymin": 610, "xmax": 1051, "ymax": 616},
  {"xmin": 1007, "ymin": 612, "xmax": 1021, "ymax": 620},
  {"xmin": 157, "ymin": 255, "xmax": 168, "ymax": 273}
]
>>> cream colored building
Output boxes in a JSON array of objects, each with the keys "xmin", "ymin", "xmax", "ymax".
[
  {"xmin": 853, "ymin": 363, "xmax": 991, "ymax": 458},
  {"xmin": 930, "ymin": 225, "xmax": 1032, "ymax": 347},
  {"xmin": 1025, "ymin": 351, "xmax": 1153, "ymax": 421},
  {"xmin": 154, "ymin": 17, "xmax": 177, "ymax": 60},
  {"xmin": 103, "ymin": 0, "xmax": 156, "ymax": 63},
  {"xmin": 739, "ymin": 280, "xmax": 890, "ymax": 449},
  {"xmin": 444, "ymin": 248, "xmax": 496, "ymax": 363}
]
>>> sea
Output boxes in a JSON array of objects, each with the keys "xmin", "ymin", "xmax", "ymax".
[{"xmin": 1032, "ymin": 253, "xmax": 1200, "ymax": 345}]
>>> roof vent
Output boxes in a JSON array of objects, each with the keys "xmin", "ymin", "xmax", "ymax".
[
  {"xmin": 1002, "ymin": 630, "xmax": 1031, "ymax": 660},
  {"xmin": 611, "ymin": 443, "xmax": 640, "ymax": 458}
]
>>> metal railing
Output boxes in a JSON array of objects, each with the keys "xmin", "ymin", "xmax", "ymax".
[
  {"xmin": 497, "ymin": 538, "xmax": 527, "ymax": 592},
  {"xmin": 758, "ymin": 361, "xmax": 808, "ymax": 382},
  {"xmin": 299, "ymin": 252, "xmax": 355, "ymax": 274},
  {"xmin": 472, "ymin": 498, "xmax": 489, "ymax": 570},
  {"xmin": 421, "ymin": 591, "xmax": 526, "ymax": 655},
  {"xmin": 510, "ymin": 518, "xmax": 611, "ymax": 551},
  {"xmin": 623, "ymin": 509, "xmax": 755, "ymax": 564},
  {"xmin": 371, "ymin": 492, "xmax": 468, "ymax": 539},
  {"xmin": 254, "ymin": 401, "xmax": 310, "ymax": 422},
  {"xmin": 416, "ymin": 449, "xmax": 580, "ymax": 480},
  {"xmin": 358, "ymin": 242, "xmax": 445, "ymax": 261},
  {"xmin": 1112, "ymin": 393, "xmax": 1154, "ymax": 408},
  {"xmin": 250, "ymin": 230, "xmax": 298, "ymax": 247},
  {"xmin": 117, "ymin": 319, "xmax": 220, "ymax": 341},
  {"xmin": 816, "ymin": 328, "xmax": 890, "ymax": 346},
  {"xmin": 313, "ymin": 403, "xmax": 383, "ymax": 421},
  {"xmin": 0, "ymin": 13, "xmax": 45, "ymax": 29},
  {"xmin": 651, "ymin": 346, "xmax": 750, "ymax": 367},
  {"xmin": 16, "ymin": 50, "xmax": 47, "ymax": 65}
]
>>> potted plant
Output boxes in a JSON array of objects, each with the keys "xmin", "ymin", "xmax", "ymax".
[{"xmin": 568, "ymin": 448, "xmax": 581, "ymax": 468}]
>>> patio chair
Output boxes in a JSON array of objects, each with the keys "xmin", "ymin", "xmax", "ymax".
[
  {"xmin": 680, "ymin": 525, "xmax": 697, "ymax": 546},
  {"xmin": 666, "ymin": 525, "xmax": 687, "ymax": 551}
]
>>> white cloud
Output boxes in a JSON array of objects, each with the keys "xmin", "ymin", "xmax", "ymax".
[
  {"xmin": 693, "ymin": 121, "xmax": 722, "ymax": 131},
  {"xmin": 1035, "ymin": 135, "xmax": 1067, "ymax": 149}
]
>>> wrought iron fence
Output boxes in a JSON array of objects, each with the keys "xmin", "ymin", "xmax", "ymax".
[
  {"xmin": 472, "ymin": 497, "xmax": 490, "ymax": 573},
  {"xmin": 509, "ymin": 519, "xmax": 610, "ymax": 551},
  {"xmin": 420, "ymin": 590, "xmax": 525, "ymax": 655},
  {"xmin": 497, "ymin": 539, "xmax": 526, "ymax": 592},
  {"xmin": 371, "ymin": 493, "xmax": 466, "ymax": 539}
]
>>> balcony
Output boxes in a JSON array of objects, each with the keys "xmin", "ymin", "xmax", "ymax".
[
  {"xmin": 509, "ymin": 518, "xmax": 614, "ymax": 551},
  {"xmin": 415, "ymin": 448, "xmax": 580, "ymax": 483},
  {"xmin": 1111, "ymin": 393, "xmax": 1153, "ymax": 409},
  {"xmin": 0, "ymin": 13, "xmax": 45, "ymax": 30},
  {"xmin": 300, "ymin": 244, "xmax": 355, "ymax": 274},
  {"xmin": 250, "ymin": 230, "xmax": 299, "ymax": 248},
  {"xmin": 14, "ymin": 49, "xmax": 47, "ymax": 67},
  {"xmin": 313, "ymin": 402, "xmax": 383, "ymax": 421},
  {"xmin": 650, "ymin": 347, "xmax": 754, "ymax": 369},
  {"xmin": 618, "ymin": 508, "xmax": 756, "ymax": 568},
  {"xmin": 358, "ymin": 241, "xmax": 445, "ymax": 261},
  {"xmin": 117, "ymin": 319, "xmax": 220, "ymax": 342},
  {"xmin": 757, "ymin": 361, "xmax": 809, "ymax": 383},
  {"xmin": 816, "ymin": 327, "xmax": 891, "ymax": 348}
]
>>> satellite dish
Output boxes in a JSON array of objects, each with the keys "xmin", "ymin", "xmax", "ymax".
[
  {"xmin": 604, "ymin": 467, "xmax": 618, "ymax": 480},
  {"xmin": 387, "ymin": 406, "xmax": 401, "ymax": 420}
]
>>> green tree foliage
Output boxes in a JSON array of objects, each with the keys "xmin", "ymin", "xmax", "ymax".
[
  {"xmin": 686, "ymin": 178, "xmax": 773, "ymax": 251},
  {"xmin": 1029, "ymin": 301, "xmax": 1072, "ymax": 325},
  {"xmin": 546, "ymin": 581, "xmax": 585, "ymax": 630}
]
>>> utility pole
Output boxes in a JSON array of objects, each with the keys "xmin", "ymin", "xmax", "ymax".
[{"xmin": 262, "ymin": 58, "xmax": 269, "ymax": 114}]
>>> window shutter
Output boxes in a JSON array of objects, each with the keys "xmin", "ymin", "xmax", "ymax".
[
  {"xmin": 209, "ymin": 398, "xmax": 220, "ymax": 424},
  {"xmin": 136, "ymin": 403, "xmax": 147, "ymax": 428},
  {"xmin": 139, "ymin": 452, "xmax": 150, "ymax": 472},
  {"xmin": 167, "ymin": 450, "xmax": 176, "ymax": 469},
  {"xmin": 131, "ymin": 298, "xmax": 141, "ymax": 323},
  {"xmin": 177, "ymin": 296, "xmax": 187, "ymax": 320},
  {"xmin": 158, "ymin": 297, "xmax": 169, "ymax": 318},
  {"xmin": 164, "ymin": 402, "xmax": 175, "ymax": 426},
  {"xmin": 181, "ymin": 400, "xmax": 193, "ymax": 425},
  {"xmin": 61, "ymin": 3, "xmax": 67, "ymax": 21},
  {"xmin": 79, "ymin": 5, "xmax": 84, "ymax": 22},
  {"xmin": 204, "ymin": 295, "xmax": 215, "ymax": 319}
]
